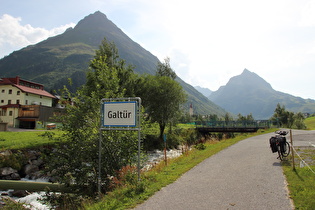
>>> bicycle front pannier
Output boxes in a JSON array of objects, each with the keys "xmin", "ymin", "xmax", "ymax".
[{"xmin": 269, "ymin": 137, "xmax": 278, "ymax": 153}]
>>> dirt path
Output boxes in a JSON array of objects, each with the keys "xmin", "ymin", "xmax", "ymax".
[{"xmin": 134, "ymin": 132, "xmax": 294, "ymax": 210}]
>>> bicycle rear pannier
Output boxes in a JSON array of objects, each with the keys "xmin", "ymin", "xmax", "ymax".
[{"xmin": 269, "ymin": 137, "xmax": 278, "ymax": 153}]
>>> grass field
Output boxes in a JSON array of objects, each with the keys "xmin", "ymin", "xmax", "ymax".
[
  {"xmin": 305, "ymin": 116, "xmax": 315, "ymax": 130},
  {"xmin": 0, "ymin": 130, "xmax": 62, "ymax": 150},
  {"xmin": 283, "ymin": 117, "xmax": 315, "ymax": 210},
  {"xmin": 283, "ymin": 151, "xmax": 315, "ymax": 209}
]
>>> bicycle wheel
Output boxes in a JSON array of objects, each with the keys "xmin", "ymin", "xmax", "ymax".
[
  {"xmin": 277, "ymin": 144, "xmax": 283, "ymax": 160},
  {"xmin": 281, "ymin": 142, "xmax": 291, "ymax": 157}
]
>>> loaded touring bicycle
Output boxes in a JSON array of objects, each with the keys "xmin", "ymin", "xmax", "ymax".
[{"xmin": 269, "ymin": 130, "xmax": 291, "ymax": 160}]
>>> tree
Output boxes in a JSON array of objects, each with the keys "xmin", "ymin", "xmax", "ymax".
[
  {"xmin": 224, "ymin": 112, "xmax": 234, "ymax": 122},
  {"xmin": 237, "ymin": 113, "xmax": 254, "ymax": 121},
  {"xmin": 271, "ymin": 103, "xmax": 289, "ymax": 127},
  {"xmin": 141, "ymin": 58, "xmax": 186, "ymax": 141},
  {"xmin": 156, "ymin": 57, "xmax": 177, "ymax": 79},
  {"xmin": 86, "ymin": 38, "xmax": 138, "ymax": 97},
  {"xmin": 270, "ymin": 103, "xmax": 306, "ymax": 129},
  {"xmin": 45, "ymin": 38, "xmax": 140, "ymax": 196},
  {"xmin": 142, "ymin": 75, "xmax": 186, "ymax": 141},
  {"xmin": 293, "ymin": 112, "xmax": 306, "ymax": 129},
  {"xmin": 208, "ymin": 114, "xmax": 219, "ymax": 121}
]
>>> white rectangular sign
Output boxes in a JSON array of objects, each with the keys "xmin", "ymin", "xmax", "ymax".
[{"xmin": 102, "ymin": 101, "xmax": 136, "ymax": 127}]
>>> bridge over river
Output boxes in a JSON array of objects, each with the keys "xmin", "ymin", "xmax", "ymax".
[{"xmin": 194, "ymin": 120, "xmax": 272, "ymax": 134}]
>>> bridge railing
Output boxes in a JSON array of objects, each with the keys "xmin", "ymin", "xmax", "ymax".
[{"xmin": 194, "ymin": 120, "xmax": 271, "ymax": 129}]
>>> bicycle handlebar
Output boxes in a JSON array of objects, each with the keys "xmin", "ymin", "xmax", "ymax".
[{"xmin": 275, "ymin": 130, "xmax": 288, "ymax": 136}]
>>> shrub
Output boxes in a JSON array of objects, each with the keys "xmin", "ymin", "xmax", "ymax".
[
  {"xmin": 0, "ymin": 152, "xmax": 25, "ymax": 170},
  {"xmin": 109, "ymin": 165, "xmax": 145, "ymax": 197},
  {"xmin": 166, "ymin": 133, "xmax": 183, "ymax": 149},
  {"xmin": 195, "ymin": 143, "xmax": 206, "ymax": 150},
  {"xmin": 182, "ymin": 129, "xmax": 198, "ymax": 146}
]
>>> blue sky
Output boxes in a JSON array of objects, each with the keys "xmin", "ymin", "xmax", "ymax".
[{"xmin": 1, "ymin": 0, "xmax": 315, "ymax": 100}]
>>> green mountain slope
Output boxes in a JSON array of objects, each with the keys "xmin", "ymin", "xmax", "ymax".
[
  {"xmin": 209, "ymin": 69, "xmax": 315, "ymax": 119},
  {"xmin": 0, "ymin": 11, "xmax": 225, "ymax": 116}
]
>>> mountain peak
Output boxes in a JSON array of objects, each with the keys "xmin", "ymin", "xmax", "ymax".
[
  {"xmin": 208, "ymin": 69, "xmax": 315, "ymax": 119},
  {"xmin": 242, "ymin": 68, "xmax": 251, "ymax": 73},
  {"xmin": 75, "ymin": 11, "xmax": 112, "ymax": 31},
  {"xmin": 78, "ymin": 11, "xmax": 108, "ymax": 23},
  {"xmin": 240, "ymin": 68, "xmax": 259, "ymax": 78},
  {"xmin": 228, "ymin": 69, "xmax": 272, "ymax": 90}
]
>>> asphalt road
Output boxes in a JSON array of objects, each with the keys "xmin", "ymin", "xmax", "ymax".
[
  {"xmin": 289, "ymin": 129, "xmax": 315, "ymax": 147},
  {"xmin": 133, "ymin": 131, "xmax": 308, "ymax": 210}
]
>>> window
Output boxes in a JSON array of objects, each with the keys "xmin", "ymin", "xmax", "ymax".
[
  {"xmin": 8, "ymin": 100, "xmax": 11, "ymax": 104},
  {"xmin": 17, "ymin": 91, "xmax": 20, "ymax": 95},
  {"xmin": 25, "ymin": 100, "xmax": 28, "ymax": 105},
  {"xmin": 0, "ymin": 110, "xmax": 6, "ymax": 116},
  {"xmin": 9, "ymin": 89, "xmax": 12, "ymax": 94},
  {"xmin": 16, "ymin": 100, "xmax": 20, "ymax": 104},
  {"xmin": 1, "ymin": 90, "xmax": 4, "ymax": 93},
  {"xmin": 1, "ymin": 100, "xmax": 3, "ymax": 103},
  {"xmin": 9, "ymin": 111, "xmax": 13, "ymax": 116}
]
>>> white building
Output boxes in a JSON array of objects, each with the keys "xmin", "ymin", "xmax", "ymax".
[{"xmin": 0, "ymin": 76, "xmax": 56, "ymax": 128}]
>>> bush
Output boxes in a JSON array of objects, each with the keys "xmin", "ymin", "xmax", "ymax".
[
  {"xmin": 195, "ymin": 143, "xmax": 206, "ymax": 150},
  {"xmin": 0, "ymin": 152, "xmax": 25, "ymax": 170},
  {"xmin": 143, "ymin": 135, "xmax": 162, "ymax": 151},
  {"xmin": 42, "ymin": 192, "xmax": 88, "ymax": 210},
  {"xmin": 166, "ymin": 133, "xmax": 183, "ymax": 149},
  {"xmin": 109, "ymin": 165, "xmax": 145, "ymax": 197},
  {"xmin": 182, "ymin": 129, "xmax": 198, "ymax": 146},
  {"xmin": 2, "ymin": 197, "xmax": 26, "ymax": 210}
]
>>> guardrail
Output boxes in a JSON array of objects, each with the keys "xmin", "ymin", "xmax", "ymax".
[
  {"xmin": 194, "ymin": 120, "xmax": 271, "ymax": 133},
  {"xmin": 194, "ymin": 120, "xmax": 271, "ymax": 128}
]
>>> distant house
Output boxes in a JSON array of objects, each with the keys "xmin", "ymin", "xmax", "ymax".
[{"xmin": 0, "ymin": 76, "xmax": 59, "ymax": 129}]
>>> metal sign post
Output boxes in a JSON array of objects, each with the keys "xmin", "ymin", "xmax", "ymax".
[
  {"xmin": 98, "ymin": 97, "xmax": 141, "ymax": 194},
  {"xmin": 163, "ymin": 134, "xmax": 167, "ymax": 165}
]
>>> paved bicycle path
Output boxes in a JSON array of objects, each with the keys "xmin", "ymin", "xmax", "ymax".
[{"xmin": 134, "ymin": 132, "xmax": 294, "ymax": 210}]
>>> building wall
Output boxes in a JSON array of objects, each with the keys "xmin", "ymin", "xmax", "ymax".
[
  {"xmin": 25, "ymin": 93, "xmax": 52, "ymax": 106},
  {"xmin": 0, "ymin": 85, "xmax": 52, "ymax": 106},
  {"xmin": 1, "ymin": 85, "xmax": 24, "ymax": 106},
  {"xmin": 0, "ymin": 107, "xmax": 19, "ymax": 127}
]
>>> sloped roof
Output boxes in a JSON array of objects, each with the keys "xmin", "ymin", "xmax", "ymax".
[
  {"xmin": 0, "ymin": 77, "xmax": 56, "ymax": 99},
  {"xmin": 14, "ymin": 84, "xmax": 56, "ymax": 98}
]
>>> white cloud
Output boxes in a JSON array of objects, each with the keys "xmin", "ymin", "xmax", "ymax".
[
  {"xmin": 0, "ymin": 0, "xmax": 315, "ymax": 99},
  {"xmin": 299, "ymin": 0, "xmax": 315, "ymax": 27},
  {"xmin": 0, "ymin": 14, "xmax": 75, "ymax": 58}
]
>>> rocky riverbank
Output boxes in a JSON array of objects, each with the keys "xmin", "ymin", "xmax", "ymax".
[
  {"xmin": 0, "ymin": 147, "xmax": 184, "ymax": 208},
  {"xmin": 0, "ymin": 149, "xmax": 50, "ymax": 208},
  {"xmin": 0, "ymin": 149, "xmax": 47, "ymax": 181}
]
